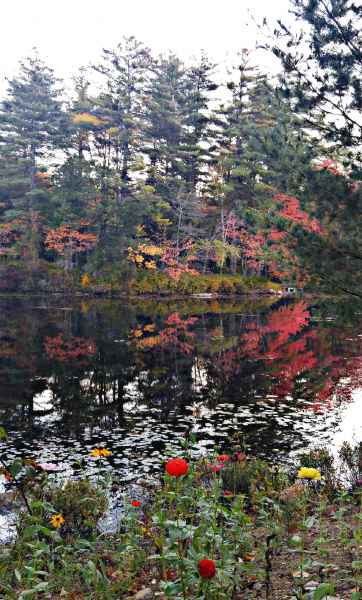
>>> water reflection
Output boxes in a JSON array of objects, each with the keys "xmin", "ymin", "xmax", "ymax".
[{"xmin": 0, "ymin": 296, "xmax": 361, "ymax": 479}]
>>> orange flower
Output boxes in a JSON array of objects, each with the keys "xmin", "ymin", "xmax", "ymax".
[
  {"xmin": 90, "ymin": 448, "xmax": 112, "ymax": 458},
  {"xmin": 50, "ymin": 514, "xmax": 65, "ymax": 528}
]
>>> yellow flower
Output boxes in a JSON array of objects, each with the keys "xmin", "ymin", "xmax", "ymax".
[
  {"xmin": 81, "ymin": 273, "xmax": 90, "ymax": 287},
  {"xmin": 99, "ymin": 448, "xmax": 112, "ymax": 457},
  {"xmin": 50, "ymin": 514, "xmax": 65, "ymax": 528},
  {"xmin": 90, "ymin": 448, "xmax": 102, "ymax": 457},
  {"xmin": 145, "ymin": 260, "xmax": 157, "ymax": 270},
  {"xmin": 297, "ymin": 467, "xmax": 321, "ymax": 481},
  {"xmin": 90, "ymin": 448, "xmax": 112, "ymax": 458}
]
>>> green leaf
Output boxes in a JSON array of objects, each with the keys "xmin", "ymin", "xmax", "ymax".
[
  {"xmin": 312, "ymin": 583, "xmax": 336, "ymax": 600},
  {"xmin": 14, "ymin": 569, "xmax": 22, "ymax": 582},
  {"xmin": 0, "ymin": 426, "xmax": 7, "ymax": 440},
  {"xmin": 304, "ymin": 515, "xmax": 316, "ymax": 529},
  {"xmin": 22, "ymin": 526, "xmax": 41, "ymax": 539},
  {"xmin": 39, "ymin": 526, "xmax": 59, "ymax": 539},
  {"xmin": 19, "ymin": 582, "xmax": 49, "ymax": 598},
  {"xmin": 8, "ymin": 459, "xmax": 22, "ymax": 478},
  {"xmin": 351, "ymin": 592, "xmax": 361, "ymax": 600}
]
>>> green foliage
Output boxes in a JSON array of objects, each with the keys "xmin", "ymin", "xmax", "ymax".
[
  {"xmin": 40, "ymin": 479, "xmax": 108, "ymax": 536},
  {"xmin": 0, "ymin": 35, "xmax": 359, "ymax": 295},
  {"xmin": 126, "ymin": 271, "xmax": 276, "ymax": 296},
  {"xmin": 0, "ymin": 448, "xmax": 361, "ymax": 598}
]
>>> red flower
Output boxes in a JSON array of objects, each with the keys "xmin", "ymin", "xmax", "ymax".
[
  {"xmin": 131, "ymin": 500, "xmax": 141, "ymax": 507},
  {"xmin": 210, "ymin": 463, "xmax": 224, "ymax": 473},
  {"xmin": 216, "ymin": 454, "xmax": 230, "ymax": 463},
  {"xmin": 223, "ymin": 490, "xmax": 234, "ymax": 497},
  {"xmin": 165, "ymin": 458, "xmax": 189, "ymax": 477},
  {"xmin": 198, "ymin": 558, "xmax": 216, "ymax": 579}
]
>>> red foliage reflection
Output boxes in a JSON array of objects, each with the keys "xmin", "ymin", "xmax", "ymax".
[{"xmin": 44, "ymin": 334, "xmax": 96, "ymax": 363}]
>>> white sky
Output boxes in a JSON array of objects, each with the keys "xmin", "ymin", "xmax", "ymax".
[{"xmin": 1, "ymin": 0, "xmax": 291, "ymax": 92}]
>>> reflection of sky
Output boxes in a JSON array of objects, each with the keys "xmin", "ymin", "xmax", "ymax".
[{"xmin": 330, "ymin": 387, "xmax": 362, "ymax": 451}]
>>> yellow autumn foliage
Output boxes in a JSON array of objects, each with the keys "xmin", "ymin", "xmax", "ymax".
[
  {"xmin": 81, "ymin": 273, "xmax": 90, "ymax": 287},
  {"xmin": 72, "ymin": 113, "xmax": 105, "ymax": 127},
  {"xmin": 154, "ymin": 215, "xmax": 172, "ymax": 227},
  {"xmin": 107, "ymin": 127, "xmax": 119, "ymax": 136},
  {"xmin": 80, "ymin": 301, "xmax": 90, "ymax": 314},
  {"xmin": 136, "ymin": 335, "xmax": 161, "ymax": 349},
  {"xmin": 135, "ymin": 224, "xmax": 145, "ymax": 237},
  {"xmin": 138, "ymin": 244, "xmax": 164, "ymax": 256},
  {"xmin": 132, "ymin": 329, "xmax": 143, "ymax": 338},
  {"xmin": 145, "ymin": 260, "xmax": 157, "ymax": 270}
]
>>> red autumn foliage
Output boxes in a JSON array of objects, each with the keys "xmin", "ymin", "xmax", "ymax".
[
  {"xmin": 45, "ymin": 225, "xmax": 97, "ymax": 255},
  {"xmin": 44, "ymin": 334, "xmax": 96, "ymax": 362},
  {"xmin": 157, "ymin": 313, "xmax": 198, "ymax": 354},
  {"xmin": 273, "ymin": 193, "xmax": 322, "ymax": 235},
  {"xmin": 314, "ymin": 158, "xmax": 343, "ymax": 176},
  {"xmin": 161, "ymin": 241, "xmax": 199, "ymax": 281},
  {"xmin": 0, "ymin": 220, "xmax": 24, "ymax": 255}
]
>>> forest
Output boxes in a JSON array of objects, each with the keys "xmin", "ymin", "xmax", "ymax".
[{"xmin": 0, "ymin": 0, "xmax": 361, "ymax": 299}]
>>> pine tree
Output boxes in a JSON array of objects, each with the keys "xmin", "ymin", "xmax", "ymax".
[
  {"xmin": 265, "ymin": 0, "xmax": 362, "ymax": 167},
  {"xmin": 143, "ymin": 54, "xmax": 187, "ymax": 197},
  {"xmin": 0, "ymin": 52, "xmax": 65, "ymax": 261},
  {"xmin": 93, "ymin": 36, "xmax": 154, "ymax": 202},
  {"xmin": 180, "ymin": 53, "xmax": 218, "ymax": 192}
]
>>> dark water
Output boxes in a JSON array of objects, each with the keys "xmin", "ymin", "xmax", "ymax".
[{"xmin": 0, "ymin": 295, "xmax": 361, "ymax": 482}]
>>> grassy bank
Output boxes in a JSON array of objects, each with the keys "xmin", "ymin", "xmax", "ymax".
[
  {"xmin": 0, "ymin": 261, "xmax": 282, "ymax": 297},
  {"xmin": 0, "ymin": 442, "xmax": 361, "ymax": 599}
]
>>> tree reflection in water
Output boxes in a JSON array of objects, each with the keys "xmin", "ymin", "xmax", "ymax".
[{"xmin": 0, "ymin": 296, "xmax": 361, "ymax": 478}]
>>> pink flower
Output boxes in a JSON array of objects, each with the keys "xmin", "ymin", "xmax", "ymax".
[{"xmin": 207, "ymin": 463, "xmax": 224, "ymax": 473}]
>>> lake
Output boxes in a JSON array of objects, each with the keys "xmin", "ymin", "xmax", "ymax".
[{"xmin": 0, "ymin": 295, "xmax": 361, "ymax": 483}]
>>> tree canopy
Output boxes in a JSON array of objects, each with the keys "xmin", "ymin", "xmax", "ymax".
[{"xmin": 0, "ymin": 30, "xmax": 360, "ymax": 296}]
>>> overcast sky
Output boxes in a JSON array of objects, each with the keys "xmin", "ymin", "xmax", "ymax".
[{"xmin": 1, "ymin": 0, "xmax": 291, "ymax": 91}]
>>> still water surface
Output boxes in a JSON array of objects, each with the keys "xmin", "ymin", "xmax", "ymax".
[{"xmin": 0, "ymin": 295, "xmax": 361, "ymax": 482}]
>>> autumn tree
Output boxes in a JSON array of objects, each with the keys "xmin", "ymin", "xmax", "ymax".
[{"xmin": 263, "ymin": 0, "xmax": 362, "ymax": 294}]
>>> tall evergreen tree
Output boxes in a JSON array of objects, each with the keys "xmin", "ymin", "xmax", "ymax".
[
  {"xmin": 143, "ymin": 54, "xmax": 187, "ymax": 196},
  {"xmin": 93, "ymin": 36, "xmax": 154, "ymax": 201},
  {"xmin": 180, "ymin": 53, "xmax": 218, "ymax": 192},
  {"xmin": 264, "ymin": 0, "xmax": 362, "ymax": 168},
  {"xmin": 0, "ymin": 52, "xmax": 65, "ymax": 260}
]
